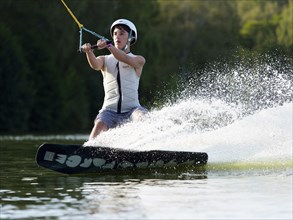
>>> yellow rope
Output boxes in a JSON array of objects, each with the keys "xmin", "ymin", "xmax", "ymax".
[{"xmin": 60, "ymin": 0, "xmax": 83, "ymax": 29}]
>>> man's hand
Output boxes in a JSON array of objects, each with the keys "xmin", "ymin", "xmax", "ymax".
[
  {"xmin": 81, "ymin": 43, "xmax": 93, "ymax": 53},
  {"xmin": 96, "ymin": 39, "xmax": 108, "ymax": 50}
]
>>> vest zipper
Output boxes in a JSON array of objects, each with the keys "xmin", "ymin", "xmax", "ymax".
[{"xmin": 116, "ymin": 62, "xmax": 122, "ymax": 113}]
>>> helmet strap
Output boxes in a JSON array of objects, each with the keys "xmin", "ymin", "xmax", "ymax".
[{"xmin": 121, "ymin": 29, "xmax": 132, "ymax": 52}]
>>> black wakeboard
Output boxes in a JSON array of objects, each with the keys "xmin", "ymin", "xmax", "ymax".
[{"xmin": 36, "ymin": 143, "xmax": 208, "ymax": 174}]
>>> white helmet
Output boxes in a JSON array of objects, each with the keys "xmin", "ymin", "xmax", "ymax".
[{"xmin": 110, "ymin": 19, "xmax": 137, "ymax": 45}]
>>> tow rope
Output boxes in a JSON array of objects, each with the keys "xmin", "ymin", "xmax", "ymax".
[{"xmin": 60, "ymin": 0, "xmax": 110, "ymax": 52}]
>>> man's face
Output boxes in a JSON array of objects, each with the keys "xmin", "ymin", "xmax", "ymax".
[{"xmin": 113, "ymin": 26, "xmax": 129, "ymax": 50}]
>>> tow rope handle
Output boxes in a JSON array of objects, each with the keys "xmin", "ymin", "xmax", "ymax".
[{"xmin": 60, "ymin": 0, "xmax": 111, "ymax": 52}]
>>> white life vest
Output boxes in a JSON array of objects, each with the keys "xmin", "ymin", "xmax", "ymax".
[{"xmin": 100, "ymin": 53, "xmax": 141, "ymax": 113}]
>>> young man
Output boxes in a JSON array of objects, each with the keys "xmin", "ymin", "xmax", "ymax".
[{"xmin": 81, "ymin": 19, "xmax": 147, "ymax": 140}]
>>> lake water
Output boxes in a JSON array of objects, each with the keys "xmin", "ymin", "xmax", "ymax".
[
  {"xmin": 1, "ymin": 102, "xmax": 292, "ymax": 220},
  {"xmin": 1, "ymin": 57, "xmax": 292, "ymax": 219}
]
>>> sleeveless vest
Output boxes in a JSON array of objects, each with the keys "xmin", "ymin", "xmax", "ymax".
[{"xmin": 101, "ymin": 53, "xmax": 141, "ymax": 113}]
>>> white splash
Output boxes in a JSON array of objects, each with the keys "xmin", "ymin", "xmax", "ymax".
[
  {"xmin": 84, "ymin": 101, "xmax": 292, "ymax": 163},
  {"xmin": 85, "ymin": 54, "xmax": 293, "ymax": 164}
]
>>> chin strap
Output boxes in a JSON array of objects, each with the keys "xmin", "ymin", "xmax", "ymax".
[
  {"xmin": 121, "ymin": 29, "xmax": 133, "ymax": 52},
  {"xmin": 122, "ymin": 44, "xmax": 129, "ymax": 52}
]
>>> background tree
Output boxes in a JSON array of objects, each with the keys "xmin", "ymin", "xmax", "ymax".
[{"xmin": 0, "ymin": 0, "xmax": 291, "ymax": 133}]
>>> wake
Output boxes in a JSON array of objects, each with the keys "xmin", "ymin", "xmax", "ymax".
[{"xmin": 85, "ymin": 54, "xmax": 293, "ymax": 165}]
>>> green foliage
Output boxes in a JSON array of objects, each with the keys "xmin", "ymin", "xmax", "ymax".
[
  {"xmin": 238, "ymin": 0, "xmax": 292, "ymax": 50},
  {"xmin": 0, "ymin": 0, "xmax": 292, "ymax": 133},
  {"xmin": 276, "ymin": 0, "xmax": 293, "ymax": 46},
  {"xmin": 0, "ymin": 25, "xmax": 34, "ymax": 132},
  {"xmin": 59, "ymin": 67, "xmax": 89, "ymax": 131}
]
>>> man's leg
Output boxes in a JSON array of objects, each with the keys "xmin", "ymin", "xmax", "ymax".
[{"xmin": 89, "ymin": 120, "xmax": 108, "ymax": 140}]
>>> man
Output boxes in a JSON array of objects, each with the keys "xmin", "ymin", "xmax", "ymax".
[{"xmin": 82, "ymin": 19, "xmax": 147, "ymax": 140}]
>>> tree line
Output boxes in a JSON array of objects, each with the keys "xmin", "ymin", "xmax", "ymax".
[{"xmin": 0, "ymin": 0, "xmax": 292, "ymax": 133}]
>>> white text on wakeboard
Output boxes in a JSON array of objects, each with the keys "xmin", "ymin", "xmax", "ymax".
[{"xmin": 43, "ymin": 151, "xmax": 180, "ymax": 169}]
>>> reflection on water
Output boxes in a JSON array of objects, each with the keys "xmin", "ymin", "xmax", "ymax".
[{"xmin": 0, "ymin": 137, "xmax": 292, "ymax": 220}]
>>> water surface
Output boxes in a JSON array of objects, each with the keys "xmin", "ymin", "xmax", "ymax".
[
  {"xmin": 1, "ymin": 109, "xmax": 292, "ymax": 220},
  {"xmin": 1, "ymin": 56, "xmax": 292, "ymax": 219}
]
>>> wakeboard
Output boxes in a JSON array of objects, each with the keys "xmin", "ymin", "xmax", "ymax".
[{"xmin": 36, "ymin": 143, "xmax": 208, "ymax": 174}]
